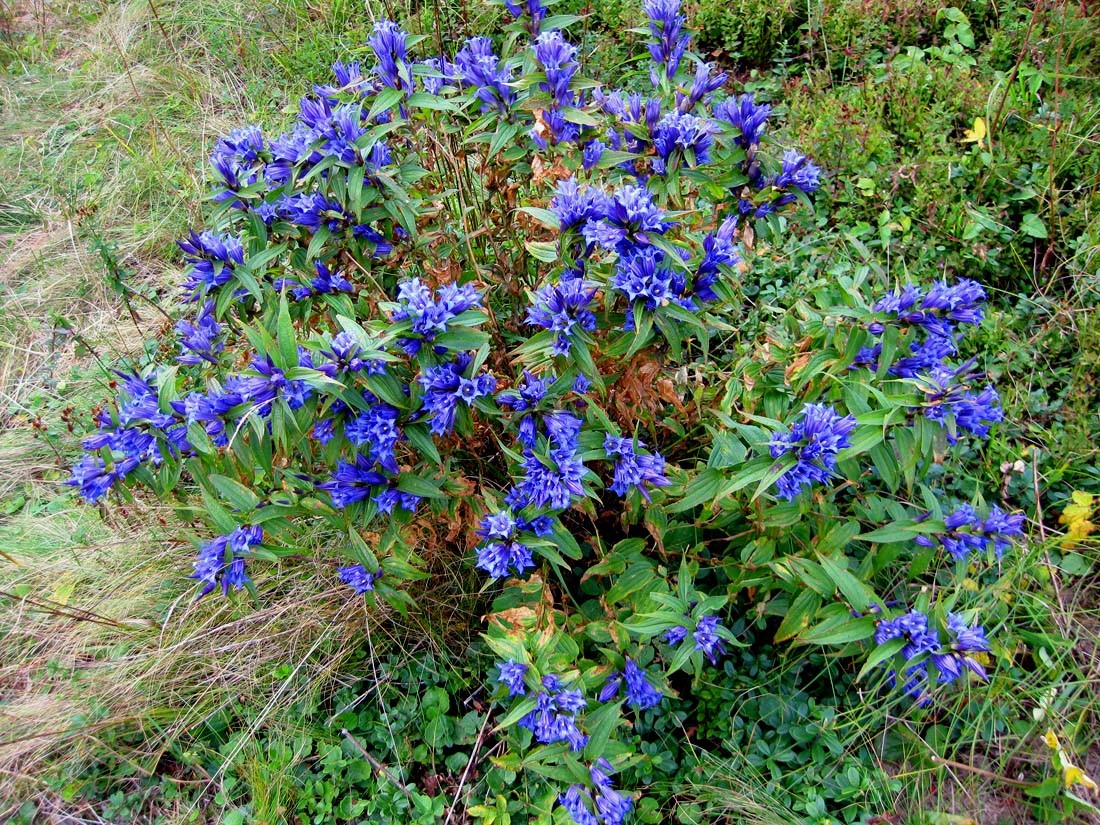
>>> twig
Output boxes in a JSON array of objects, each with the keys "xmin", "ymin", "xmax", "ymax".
[
  {"xmin": 340, "ymin": 728, "xmax": 416, "ymax": 803},
  {"xmin": 443, "ymin": 709, "xmax": 493, "ymax": 825},
  {"xmin": 1032, "ymin": 448, "xmax": 1067, "ymax": 626},
  {"xmin": 927, "ymin": 754, "xmax": 1040, "ymax": 788}
]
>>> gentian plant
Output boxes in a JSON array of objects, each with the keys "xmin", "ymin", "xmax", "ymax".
[{"xmin": 67, "ymin": 0, "xmax": 1025, "ymax": 819}]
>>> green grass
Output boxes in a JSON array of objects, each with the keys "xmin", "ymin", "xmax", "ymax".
[{"xmin": 1, "ymin": 0, "xmax": 1099, "ymax": 821}]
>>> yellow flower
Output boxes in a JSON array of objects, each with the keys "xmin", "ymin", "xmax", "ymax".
[{"xmin": 1058, "ymin": 491, "xmax": 1096, "ymax": 548}]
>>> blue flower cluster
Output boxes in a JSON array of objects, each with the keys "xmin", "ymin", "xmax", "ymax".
[
  {"xmin": 391, "ymin": 278, "xmax": 483, "ymax": 355},
  {"xmin": 603, "ymin": 434, "xmax": 669, "ymax": 500},
  {"xmin": 474, "ymin": 509, "xmax": 551, "ymax": 578},
  {"xmin": 874, "ymin": 610, "xmax": 992, "ymax": 702},
  {"xmin": 915, "ymin": 503, "xmax": 1025, "ymax": 561},
  {"xmin": 518, "ymin": 673, "xmax": 589, "ymax": 751},
  {"xmin": 853, "ymin": 280, "xmax": 1002, "ymax": 442},
  {"xmin": 338, "ymin": 564, "xmax": 381, "ymax": 594},
  {"xmin": 560, "ymin": 758, "xmax": 634, "ymax": 825},
  {"xmin": 419, "ymin": 354, "xmax": 497, "ymax": 436},
  {"xmin": 191, "ymin": 525, "xmax": 263, "ymax": 598},
  {"xmin": 663, "ymin": 612, "xmax": 730, "ymax": 664},
  {"xmin": 67, "ymin": 372, "xmax": 192, "ymax": 502},
  {"xmin": 176, "ymin": 301, "xmax": 223, "ymax": 365},
  {"xmin": 768, "ymin": 403, "xmax": 858, "ymax": 500},
  {"xmin": 599, "ymin": 658, "xmax": 663, "ymax": 709}
]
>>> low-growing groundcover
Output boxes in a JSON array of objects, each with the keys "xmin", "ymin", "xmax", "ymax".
[{"xmin": 3, "ymin": 0, "xmax": 1099, "ymax": 822}]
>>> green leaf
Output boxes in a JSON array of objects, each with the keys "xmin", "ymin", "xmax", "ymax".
[
  {"xmin": 1020, "ymin": 212, "xmax": 1048, "ymax": 238},
  {"xmin": 583, "ymin": 700, "xmax": 622, "ymax": 761},
  {"xmin": 859, "ymin": 519, "xmax": 945, "ymax": 544},
  {"xmin": 494, "ymin": 696, "xmax": 538, "ymax": 731},
  {"xmin": 666, "ymin": 469, "xmax": 724, "ymax": 513},
  {"xmin": 404, "ymin": 424, "xmax": 441, "ymax": 465},
  {"xmin": 518, "ymin": 207, "xmax": 560, "ymax": 230},
  {"xmin": 435, "ymin": 328, "xmax": 489, "ymax": 352},
  {"xmin": 797, "ymin": 614, "xmax": 876, "ymax": 646},
  {"xmin": 619, "ymin": 611, "xmax": 686, "ymax": 638},
  {"xmin": 367, "ymin": 87, "xmax": 405, "ymax": 122},
  {"xmin": 209, "ymin": 475, "xmax": 261, "ymax": 513},
  {"xmin": 396, "ymin": 473, "xmax": 448, "ymax": 500},
  {"xmin": 816, "ymin": 553, "xmax": 876, "ymax": 612},
  {"xmin": 407, "ymin": 91, "xmax": 459, "ymax": 111},
  {"xmin": 856, "ymin": 637, "xmax": 906, "ymax": 681},
  {"xmin": 604, "ymin": 563, "xmax": 657, "ymax": 604},
  {"xmin": 525, "ymin": 240, "xmax": 559, "ymax": 263},
  {"xmin": 774, "ymin": 590, "xmax": 822, "ymax": 643}
]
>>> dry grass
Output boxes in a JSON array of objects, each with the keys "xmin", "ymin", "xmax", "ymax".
[{"xmin": 0, "ymin": 500, "xmax": 374, "ymax": 817}]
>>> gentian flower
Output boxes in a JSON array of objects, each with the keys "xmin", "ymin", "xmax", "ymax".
[
  {"xmin": 175, "ymin": 301, "xmax": 223, "ymax": 365},
  {"xmin": 178, "ymin": 230, "xmax": 245, "ymax": 301},
  {"xmin": 768, "ymin": 403, "xmax": 858, "ymax": 500},
  {"xmin": 693, "ymin": 615, "xmax": 728, "ymax": 664},
  {"xmin": 497, "ymin": 660, "xmax": 529, "ymax": 696},
  {"xmin": 454, "ymin": 37, "xmax": 517, "ymax": 113},
  {"xmin": 368, "ymin": 20, "xmax": 413, "ymax": 96},
  {"xmin": 338, "ymin": 564, "xmax": 380, "ymax": 593},
  {"xmin": 518, "ymin": 675, "xmax": 588, "ymax": 750},
  {"xmin": 191, "ymin": 525, "xmax": 262, "ymax": 599},
  {"xmin": 418, "ymin": 354, "xmax": 497, "ymax": 436},
  {"xmin": 318, "ymin": 453, "xmax": 388, "ymax": 508},
  {"xmin": 644, "ymin": 0, "xmax": 690, "ymax": 80}
]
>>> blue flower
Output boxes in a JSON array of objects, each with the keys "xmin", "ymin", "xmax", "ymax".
[
  {"xmin": 178, "ymin": 230, "xmax": 245, "ymax": 301},
  {"xmin": 773, "ymin": 148, "xmax": 821, "ymax": 193},
  {"xmin": 677, "ymin": 61, "xmax": 727, "ymax": 112},
  {"xmin": 454, "ymin": 37, "xmax": 517, "ymax": 113},
  {"xmin": 505, "ymin": 0, "xmax": 548, "ymax": 32},
  {"xmin": 915, "ymin": 503, "xmax": 1024, "ymax": 561},
  {"xmin": 695, "ymin": 214, "xmax": 741, "ymax": 300},
  {"xmin": 664, "ymin": 625, "xmax": 687, "ymax": 645},
  {"xmin": 933, "ymin": 612, "xmax": 992, "ymax": 681},
  {"xmin": 527, "ymin": 270, "xmax": 599, "ymax": 357},
  {"xmin": 338, "ymin": 564, "xmax": 380, "ymax": 594},
  {"xmin": 518, "ymin": 676, "xmax": 588, "ymax": 751},
  {"xmin": 318, "ymin": 454, "xmax": 388, "ymax": 508},
  {"xmin": 920, "ymin": 362, "xmax": 1003, "ymax": 441},
  {"xmin": 559, "ymin": 785, "xmax": 599, "ymax": 825},
  {"xmin": 191, "ymin": 526, "xmax": 262, "ymax": 599},
  {"xmin": 506, "ymin": 412, "xmax": 588, "ymax": 511},
  {"xmin": 603, "ymin": 433, "xmax": 670, "ymax": 500},
  {"xmin": 714, "ymin": 93, "xmax": 771, "ymax": 150},
  {"xmin": 418, "ymin": 354, "xmax": 497, "ymax": 436},
  {"xmin": 693, "ymin": 614, "xmax": 728, "ymax": 664},
  {"xmin": 209, "ymin": 125, "xmax": 266, "ymax": 205},
  {"xmin": 66, "ymin": 454, "xmax": 135, "ymax": 503},
  {"xmin": 418, "ymin": 56, "xmax": 456, "ymax": 94},
  {"xmin": 644, "ymin": 0, "xmax": 690, "ymax": 80},
  {"xmin": 652, "ymin": 110, "xmax": 717, "ymax": 169},
  {"xmin": 175, "ymin": 301, "xmax": 223, "ymax": 365},
  {"xmin": 590, "ymin": 759, "xmax": 633, "ymax": 825},
  {"xmin": 875, "ymin": 610, "xmax": 940, "ymax": 659},
  {"xmin": 582, "ymin": 139, "xmax": 606, "ymax": 171},
  {"xmin": 532, "ymin": 30, "xmax": 578, "ymax": 108},
  {"xmin": 599, "ymin": 184, "xmax": 671, "ymax": 248},
  {"xmin": 372, "ymin": 487, "xmax": 422, "ymax": 514},
  {"xmin": 603, "ymin": 658, "xmax": 663, "ymax": 709},
  {"xmin": 768, "ymin": 403, "xmax": 858, "ymax": 500},
  {"xmin": 551, "ymin": 178, "xmax": 610, "ymax": 232},
  {"xmin": 230, "ymin": 354, "xmax": 312, "ymax": 412},
  {"xmin": 474, "ymin": 510, "xmax": 536, "ymax": 578},
  {"xmin": 497, "ymin": 660, "xmax": 529, "ymax": 697},
  {"xmin": 344, "ymin": 405, "xmax": 401, "ymax": 473},
  {"xmin": 392, "ymin": 278, "xmax": 483, "ymax": 353},
  {"xmin": 611, "ymin": 245, "xmax": 675, "ymax": 310},
  {"xmin": 368, "ymin": 20, "xmax": 413, "ymax": 96}
]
